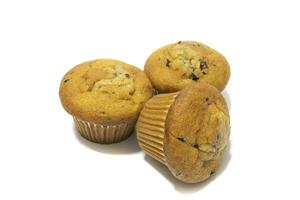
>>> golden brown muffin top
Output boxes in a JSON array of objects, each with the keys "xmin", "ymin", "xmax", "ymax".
[
  {"xmin": 59, "ymin": 59, "xmax": 154, "ymax": 123},
  {"xmin": 144, "ymin": 41, "xmax": 230, "ymax": 93},
  {"xmin": 164, "ymin": 83, "xmax": 230, "ymax": 183}
]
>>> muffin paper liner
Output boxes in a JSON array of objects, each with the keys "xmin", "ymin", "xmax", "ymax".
[
  {"xmin": 73, "ymin": 117, "xmax": 135, "ymax": 144},
  {"xmin": 136, "ymin": 92, "xmax": 179, "ymax": 164}
]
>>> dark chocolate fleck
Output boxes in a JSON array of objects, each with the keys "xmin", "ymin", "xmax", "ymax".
[
  {"xmin": 215, "ymin": 135, "xmax": 220, "ymax": 145},
  {"xmin": 125, "ymin": 73, "xmax": 130, "ymax": 78},
  {"xmin": 205, "ymin": 97, "xmax": 209, "ymax": 102},
  {"xmin": 129, "ymin": 90, "xmax": 134, "ymax": 95},
  {"xmin": 190, "ymin": 73, "xmax": 199, "ymax": 81},
  {"xmin": 193, "ymin": 144, "xmax": 199, "ymax": 148},
  {"xmin": 63, "ymin": 79, "xmax": 70, "ymax": 83},
  {"xmin": 177, "ymin": 41, "xmax": 182, "ymax": 44},
  {"xmin": 202, "ymin": 71, "xmax": 207, "ymax": 75},
  {"xmin": 177, "ymin": 136, "xmax": 185, "ymax": 142},
  {"xmin": 166, "ymin": 59, "xmax": 171, "ymax": 67},
  {"xmin": 200, "ymin": 60, "xmax": 208, "ymax": 70}
]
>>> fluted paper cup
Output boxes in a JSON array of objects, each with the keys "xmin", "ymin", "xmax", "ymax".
[
  {"xmin": 73, "ymin": 117, "xmax": 135, "ymax": 144},
  {"xmin": 136, "ymin": 92, "xmax": 179, "ymax": 163}
]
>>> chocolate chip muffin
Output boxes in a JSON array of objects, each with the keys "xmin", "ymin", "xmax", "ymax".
[
  {"xmin": 144, "ymin": 41, "xmax": 230, "ymax": 93},
  {"xmin": 136, "ymin": 82, "xmax": 230, "ymax": 183},
  {"xmin": 60, "ymin": 59, "xmax": 154, "ymax": 144}
]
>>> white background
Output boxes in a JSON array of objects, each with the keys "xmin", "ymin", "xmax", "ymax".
[{"xmin": 1, "ymin": 0, "xmax": 299, "ymax": 199}]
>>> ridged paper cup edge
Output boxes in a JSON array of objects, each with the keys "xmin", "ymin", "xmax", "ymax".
[
  {"xmin": 73, "ymin": 117, "xmax": 135, "ymax": 144},
  {"xmin": 136, "ymin": 93, "xmax": 178, "ymax": 164}
]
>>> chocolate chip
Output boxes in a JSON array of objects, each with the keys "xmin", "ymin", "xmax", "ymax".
[
  {"xmin": 125, "ymin": 73, "xmax": 130, "ymax": 78},
  {"xmin": 177, "ymin": 41, "xmax": 182, "ymax": 44},
  {"xmin": 166, "ymin": 59, "xmax": 171, "ymax": 67},
  {"xmin": 129, "ymin": 90, "xmax": 134, "ymax": 95},
  {"xmin": 177, "ymin": 136, "xmax": 185, "ymax": 142},
  {"xmin": 205, "ymin": 97, "xmax": 209, "ymax": 102},
  {"xmin": 200, "ymin": 60, "xmax": 208, "ymax": 70},
  {"xmin": 202, "ymin": 71, "xmax": 207, "ymax": 75},
  {"xmin": 63, "ymin": 79, "xmax": 70, "ymax": 83},
  {"xmin": 193, "ymin": 144, "xmax": 199, "ymax": 148},
  {"xmin": 190, "ymin": 73, "xmax": 199, "ymax": 81}
]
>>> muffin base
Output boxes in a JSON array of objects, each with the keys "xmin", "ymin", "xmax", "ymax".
[
  {"xmin": 136, "ymin": 92, "xmax": 178, "ymax": 164},
  {"xmin": 73, "ymin": 117, "xmax": 135, "ymax": 144}
]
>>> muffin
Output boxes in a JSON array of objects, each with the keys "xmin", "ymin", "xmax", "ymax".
[
  {"xmin": 144, "ymin": 40, "xmax": 230, "ymax": 93},
  {"xmin": 136, "ymin": 82, "xmax": 230, "ymax": 183},
  {"xmin": 60, "ymin": 59, "xmax": 154, "ymax": 144}
]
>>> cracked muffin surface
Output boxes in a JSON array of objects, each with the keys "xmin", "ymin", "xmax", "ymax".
[
  {"xmin": 59, "ymin": 59, "xmax": 154, "ymax": 123},
  {"xmin": 144, "ymin": 41, "xmax": 230, "ymax": 93},
  {"xmin": 164, "ymin": 83, "xmax": 230, "ymax": 183}
]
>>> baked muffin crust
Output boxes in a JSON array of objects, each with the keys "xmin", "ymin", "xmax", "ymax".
[
  {"xmin": 59, "ymin": 59, "xmax": 153, "ymax": 123},
  {"xmin": 164, "ymin": 83, "xmax": 230, "ymax": 183},
  {"xmin": 144, "ymin": 41, "xmax": 230, "ymax": 93}
]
